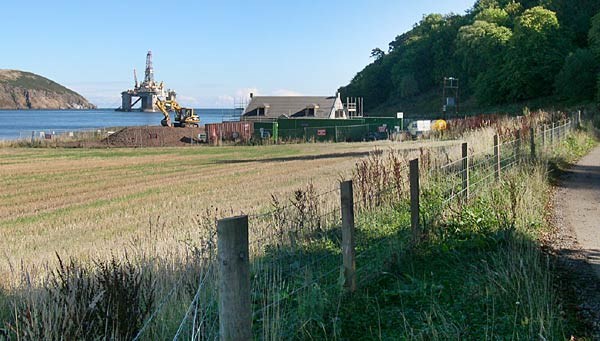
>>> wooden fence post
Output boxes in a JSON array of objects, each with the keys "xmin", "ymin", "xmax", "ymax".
[
  {"xmin": 217, "ymin": 216, "xmax": 252, "ymax": 341},
  {"xmin": 493, "ymin": 135, "xmax": 501, "ymax": 181},
  {"xmin": 340, "ymin": 180, "xmax": 356, "ymax": 292},
  {"xmin": 578, "ymin": 110, "xmax": 582, "ymax": 129},
  {"xmin": 409, "ymin": 159, "xmax": 420, "ymax": 246},
  {"xmin": 550, "ymin": 122, "xmax": 555, "ymax": 145},
  {"xmin": 515, "ymin": 130, "xmax": 521, "ymax": 162},
  {"xmin": 542, "ymin": 124, "xmax": 546, "ymax": 147},
  {"xmin": 559, "ymin": 121, "xmax": 563, "ymax": 141},
  {"xmin": 461, "ymin": 142, "xmax": 469, "ymax": 201},
  {"xmin": 530, "ymin": 127, "xmax": 536, "ymax": 159}
]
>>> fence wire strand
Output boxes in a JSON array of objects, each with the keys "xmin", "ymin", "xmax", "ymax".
[{"xmin": 175, "ymin": 118, "xmax": 575, "ymax": 339}]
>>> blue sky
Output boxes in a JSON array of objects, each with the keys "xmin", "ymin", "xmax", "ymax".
[{"xmin": 2, "ymin": 1, "xmax": 475, "ymax": 108}]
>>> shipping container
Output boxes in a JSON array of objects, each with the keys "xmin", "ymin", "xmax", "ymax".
[
  {"xmin": 205, "ymin": 121, "xmax": 254, "ymax": 144},
  {"xmin": 251, "ymin": 117, "xmax": 407, "ymax": 142}
]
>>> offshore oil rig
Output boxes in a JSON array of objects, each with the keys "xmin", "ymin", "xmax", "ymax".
[{"xmin": 117, "ymin": 51, "xmax": 176, "ymax": 112}]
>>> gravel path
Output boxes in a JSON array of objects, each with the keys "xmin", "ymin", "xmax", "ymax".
[
  {"xmin": 561, "ymin": 146, "xmax": 600, "ymax": 278},
  {"xmin": 552, "ymin": 145, "xmax": 600, "ymax": 337}
]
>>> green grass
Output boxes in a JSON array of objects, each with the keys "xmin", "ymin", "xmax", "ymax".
[
  {"xmin": 293, "ymin": 129, "xmax": 597, "ymax": 339},
  {"xmin": 336, "ymin": 204, "xmax": 560, "ymax": 339},
  {"xmin": 548, "ymin": 130, "xmax": 597, "ymax": 173},
  {"xmin": 1, "ymin": 124, "xmax": 595, "ymax": 340},
  {"xmin": 334, "ymin": 129, "xmax": 596, "ymax": 340}
]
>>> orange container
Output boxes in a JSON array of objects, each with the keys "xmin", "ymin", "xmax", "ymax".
[{"xmin": 206, "ymin": 122, "xmax": 254, "ymax": 144}]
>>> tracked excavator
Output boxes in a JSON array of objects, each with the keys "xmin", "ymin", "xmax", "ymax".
[{"xmin": 156, "ymin": 98, "xmax": 200, "ymax": 127}]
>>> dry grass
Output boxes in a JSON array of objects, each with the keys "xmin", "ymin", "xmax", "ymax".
[
  {"xmin": 0, "ymin": 111, "xmax": 581, "ymax": 339},
  {"xmin": 0, "ymin": 140, "xmax": 461, "ymax": 288}
]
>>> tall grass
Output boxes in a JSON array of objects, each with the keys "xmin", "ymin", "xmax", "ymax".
[
  {"xmin": 12, "ymin": 256, "xmax": 154, "ymax": 340},
  {"xmin": 0, "ymin": 111, "xmax": 593, "ymax": 339}
]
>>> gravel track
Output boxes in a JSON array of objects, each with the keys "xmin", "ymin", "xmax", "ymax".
[{"xmin": 551, "ymin": 146, "xmax": 600, "ymax": 337}]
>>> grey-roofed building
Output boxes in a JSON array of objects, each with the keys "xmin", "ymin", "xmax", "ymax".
[{"xmin": 242, "ymin": 93, "xmax": 346, "ymax": 120}]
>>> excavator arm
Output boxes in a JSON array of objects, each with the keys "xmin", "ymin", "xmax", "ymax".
[
  {"xmin": 155, "ymin": 98, "xmax": 172, "ymax": 127},
  {"xmin": 156, "ymin": 97, "xmax": 199, "ymax": 127}
]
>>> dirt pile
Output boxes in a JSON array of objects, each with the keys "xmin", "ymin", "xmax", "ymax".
[{"xmin": 103, "ymin": 126, "xmax": 205, "ymax": 147}]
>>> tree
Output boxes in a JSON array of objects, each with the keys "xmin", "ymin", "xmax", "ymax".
[
  {"xmin": 597, "ymin": 73, "xmax": 600, "ymax": 102},
  {"xmin": 399, "ymin": 74, "xmax": 419, "ymax": 98},
  {"xmin": 475, "ymin": 7, "xmax": 510, "ymax": 26},
  {"xmin": 370, "ymin": 48, "xmax": 385, "ymax": 61},
  {"xmin": 455, "ymin": 19, "xmax": 512, "ymax": 104},
  {"xmin": 339, "ymin": 1, "xmax": 600, "ymax": 114},
  {"xmin": 554, "ymin": 49, "xmax": 598, "ymax": 102},
  {"xmin": 503, "ymin": 1, "xmax": 523, "ymax": 18},
  {"xmin": 548, "ymin": 0, "xmax": 600, "ymax": 48},
  {"xmin": 456, "ymin": 20, "xmax": 512, "ymax": 77},
  {"xmin": 590, "ymin": 12, "xmax": 600, "ymax": 60},
  {"xmin": 474, "ymin": 0, "xmax": 536, "ymax": 15},
  {"xmin": 504, "ymin": 6, "xmax": 568, "ymax": 101}
]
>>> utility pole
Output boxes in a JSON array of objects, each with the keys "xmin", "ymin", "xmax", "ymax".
[{"xmin": 442, "ymin": 77, "xmax": 459, "ymax": 120}]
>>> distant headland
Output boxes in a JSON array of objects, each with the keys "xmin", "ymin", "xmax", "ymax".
[{"xmin": 0, "ymin": 69, "xmax": 95, "ymax": 110}]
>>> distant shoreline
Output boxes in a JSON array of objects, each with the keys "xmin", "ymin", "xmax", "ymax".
[{"xmin": 0, "ymin": 108, "xmax": 242, "ymax": 111}]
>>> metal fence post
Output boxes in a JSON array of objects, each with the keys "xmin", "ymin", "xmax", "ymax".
[
  {"xmin": 409, "ymin": 159, "xmax": 421, "ymax": 246},
  {"xmin": 340, "ymin": 180, "xmax": 356, "ymax": 292},
  {"xmin": 530, "ymin": 127, "xmax": 536, "ymax": 160},
  {"xmin": 461, "ymin": 142, "xmax": 469, "ymax": 201},
  {"xmin": 217, "ymin": 215, "xmax": 252, "ymax": 341},
  {"xmin": 493, "ymin": 135, "xmax": 500, "ymax": 180}
]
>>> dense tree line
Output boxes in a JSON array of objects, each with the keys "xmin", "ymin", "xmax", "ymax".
[{"xmin": 339, "ymin": 0, "xmax": 600, "ymax": 114}]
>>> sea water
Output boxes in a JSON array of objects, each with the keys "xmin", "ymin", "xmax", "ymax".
[{"xmin": 0, "ymin": 109, "xmax": 240, "ymax": 140}]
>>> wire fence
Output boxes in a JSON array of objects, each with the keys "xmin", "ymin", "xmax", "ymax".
[
  {"xmin": 132, "ymin": 117, "xmax": 577, "ymax": 340},
  {"xmin": 17, "ymin": 127, "xmax": 115, "ymax": 141}
]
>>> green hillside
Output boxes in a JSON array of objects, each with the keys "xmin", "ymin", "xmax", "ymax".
[{"xmin": 339, "ymin": 0, "xmax": 600, "ymax": 116}]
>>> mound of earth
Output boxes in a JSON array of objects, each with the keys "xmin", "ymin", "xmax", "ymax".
[{"xmin": 103, "ymin": 126, "xmax": 205, "ymax": 147}]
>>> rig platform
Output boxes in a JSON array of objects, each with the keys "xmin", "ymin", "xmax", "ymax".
[{"xmin": 116, "ymin": 51, "xmax": 176, "ymax": 112}]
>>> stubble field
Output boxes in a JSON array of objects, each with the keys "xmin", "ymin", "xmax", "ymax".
[{"xmin": 0, "ymin": 140, "xmax": 460, "ymax": 287}]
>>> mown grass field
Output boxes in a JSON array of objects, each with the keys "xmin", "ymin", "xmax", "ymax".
[{"xmin": 0, "ymin": 140, "xmax": 461, "ymax": 288}]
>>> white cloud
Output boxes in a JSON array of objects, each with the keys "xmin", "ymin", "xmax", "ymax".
[
  {"xmin": 175, "ymin": 95, "xmax": 203, "ymax": 107},
  {"xmin": 215, "ymin": 95, "xmax": 234, "ymax": 108}
]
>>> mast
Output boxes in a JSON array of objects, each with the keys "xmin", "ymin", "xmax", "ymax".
[{"xmin": 144, "ymin": 50, "xmax": 154, "ymax": 84}]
